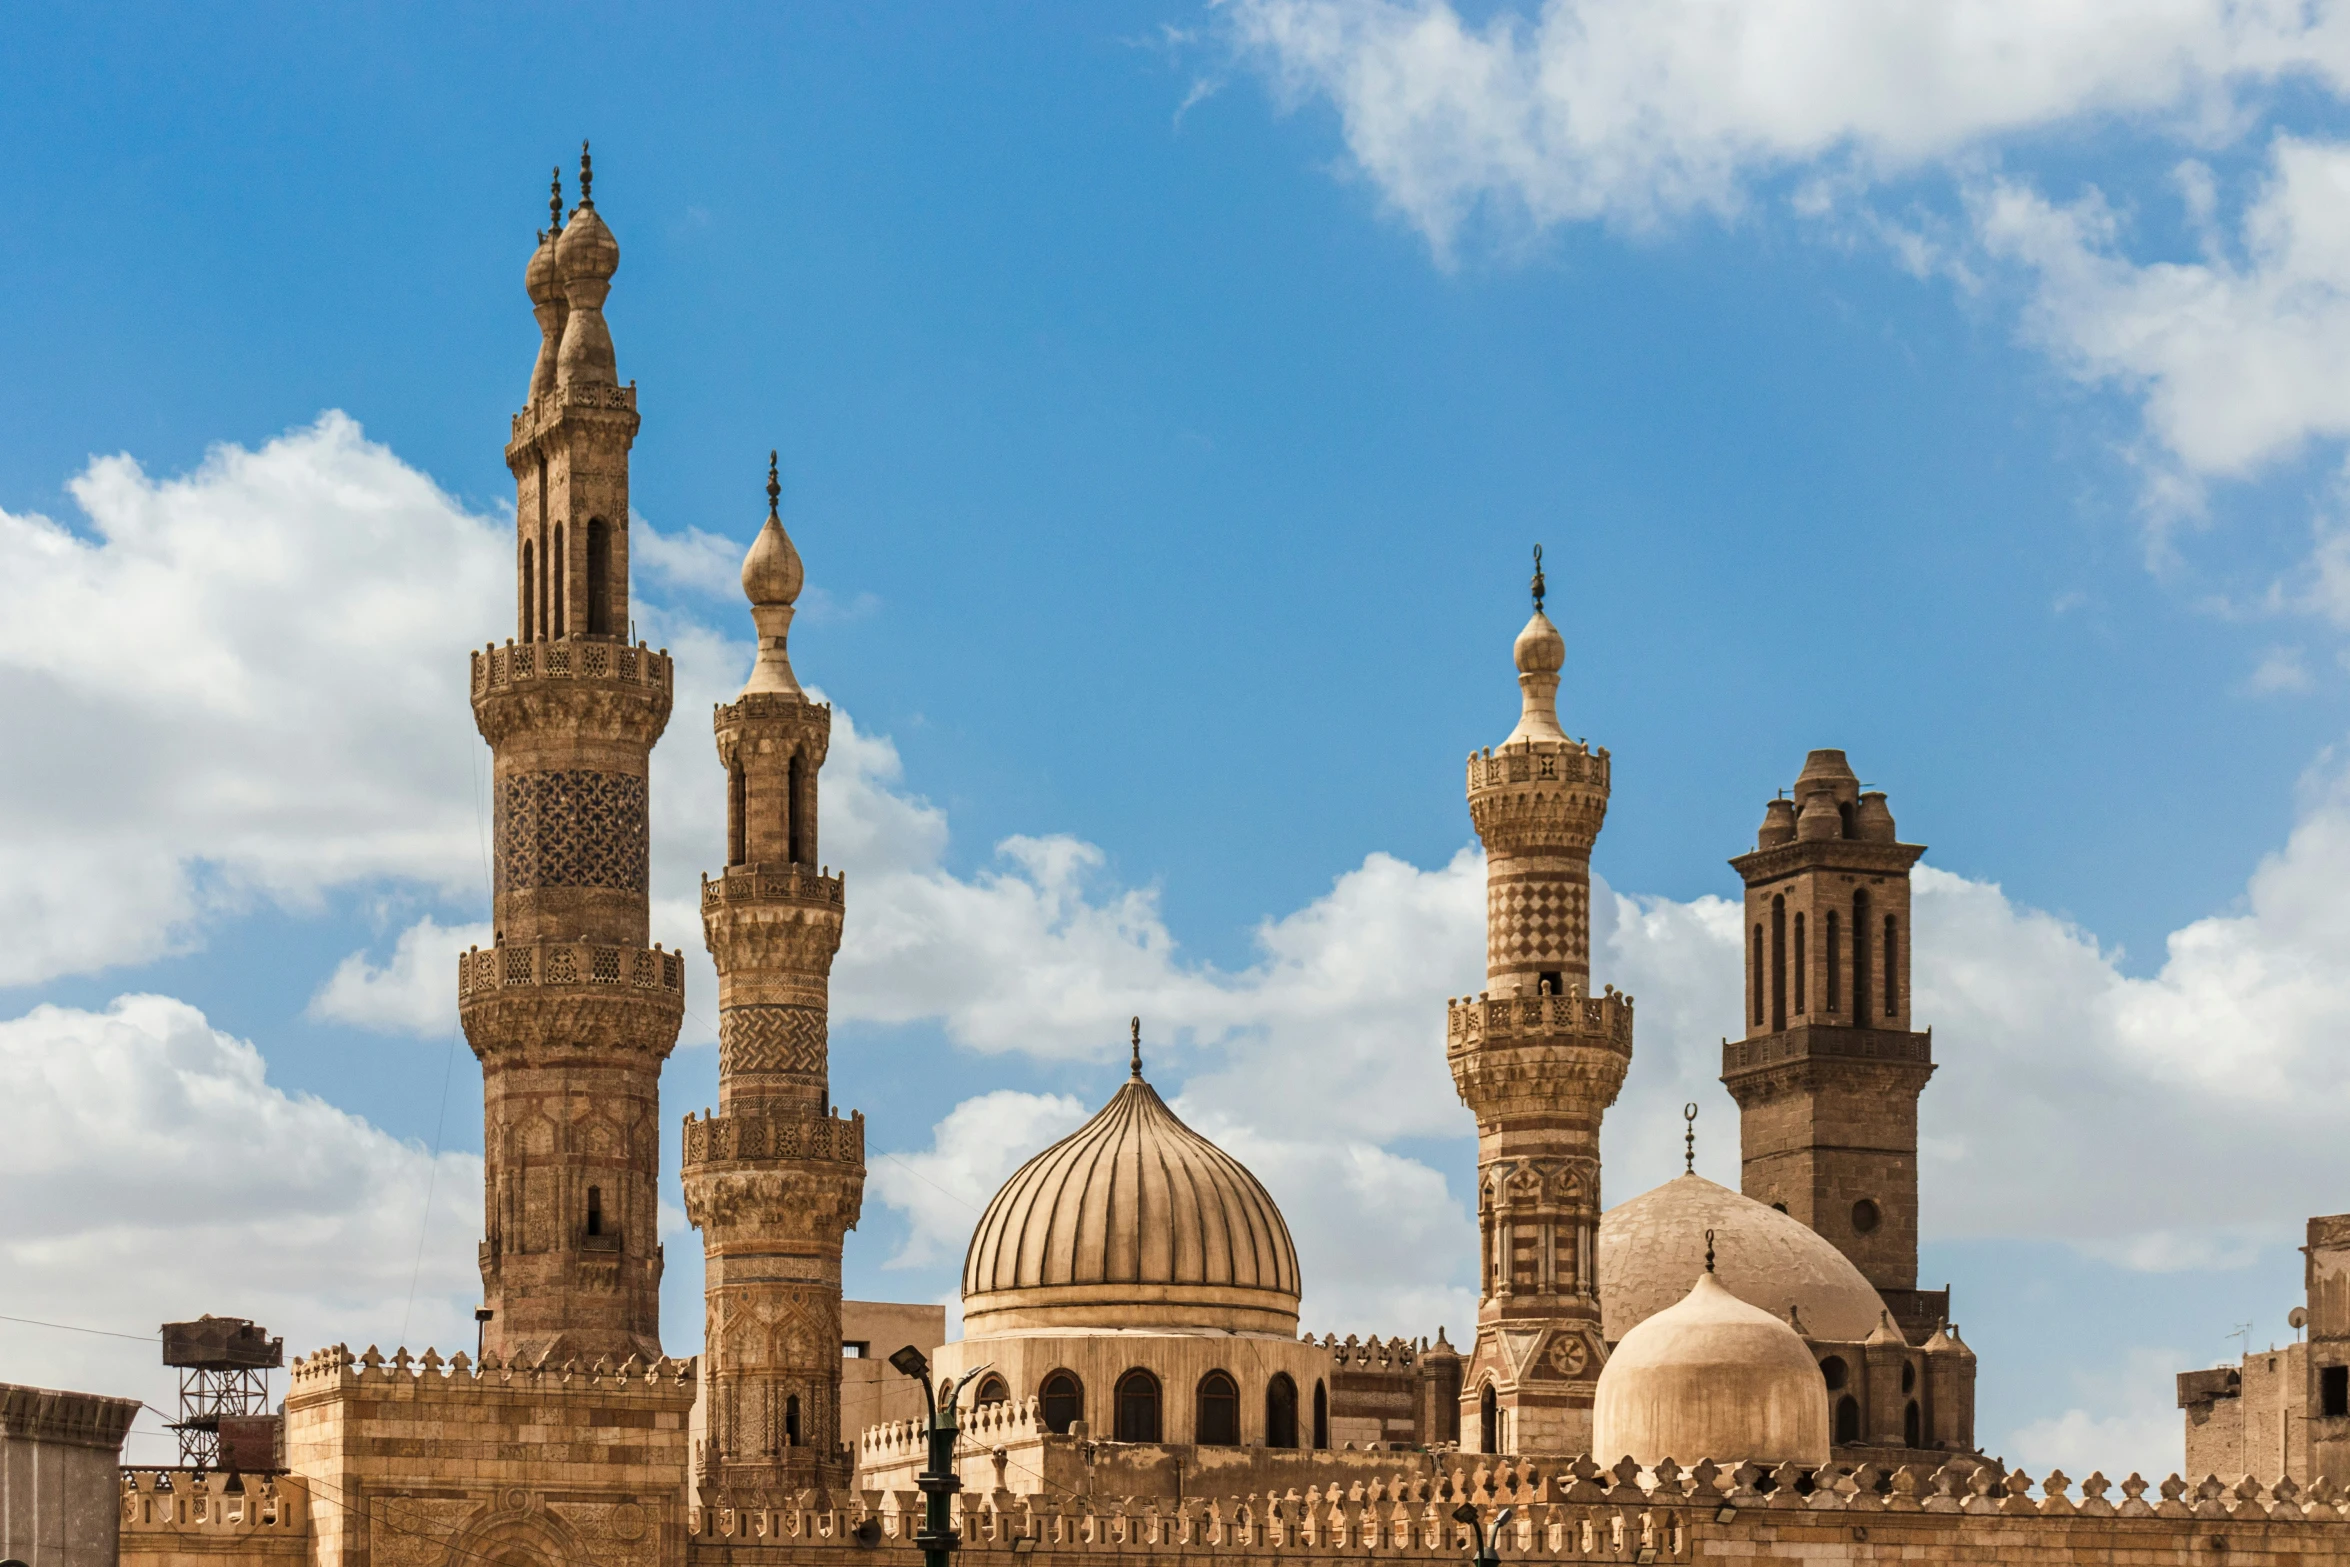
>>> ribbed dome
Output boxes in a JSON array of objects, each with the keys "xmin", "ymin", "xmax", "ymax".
[
  {"xmin": 961, "ymin": 1070, "xmax": 1301, "ymax": 1336},
  {"xmin": 1598, "ymin": 1174, "xmax": 1891, "ymax": 1344}
]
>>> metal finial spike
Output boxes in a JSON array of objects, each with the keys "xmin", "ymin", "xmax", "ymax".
[
  {"xmin": 1683, "ymin": 1102, "xmax": 1698, "ymax": 1176},
  {"xmin": 767, "ymin": 451, "xmax": 781, "ymax": 520},
  {"xmin": 549, "ymin": 166, "xmax": 564, "ymax": 232},
  {"xmin": 1130, "ymin": 1016, "xmax": 1142, "ymax": 1078},
  {"xmin": 1704, "ymin": 1228, "xmax": 1716, "ymax": 1274},
  {"xmin": 1530, "ymin": 544, "xmax": 1546, "ymax": 614},
  {"xmin": 579, "ymin": 140, "xmax": 594, "ymax": 207}
]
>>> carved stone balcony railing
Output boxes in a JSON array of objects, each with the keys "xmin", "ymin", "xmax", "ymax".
[
  {"xmin": 471, "ymin": 637, "xmax": 672, "ymax": 697},
  {"xmin": 681, "ymin": 1107, "xmax": 864, "ymax": 1171},
  {"xmin": 458, "ymin": 941, "xmax": 684, "ymax": 999},
  {"xmin": 700, "ymin": 863, "xmax": 846, "ymax": 911},
  {"xmin": 508, "ymin": 380, "xmax": 641, "ymax": 445},
  {"xmin": 1464, "ymin": 740, "xmax": 1611, "ymax": 792},
  {"xmin": 1446, "ymin": 989, "xmax": 1634, "ymax": 1054},
  {"xmin": 1722, "ymin": 1024, "xmax": 1932, "ymax": 1076}
]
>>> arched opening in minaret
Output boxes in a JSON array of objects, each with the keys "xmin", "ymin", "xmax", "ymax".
[
  {"xmin": 786, "ymin": 751, "xmax": 806, "ymax": 865},
  {"xmin": 1853, "ymin": 889, "xmax": 1872, "ymax": 1017},
  {"xmin": 1793, "ymin": 911, "xmax": 1806, "ymax": 1015},
  {"xmin": 1904, "ymin": 1398, "xmax": 1921, "ymax": 1448},
  {"xmin": 1826, "ymin": 910, "xmax": 1842, "ymax": 1012},
  {"xmin": 727, "ymin": 762, "xmax": 746, "ymax": 866},
  {"xmin": 1478, "ymin": 1382, "xmax": 1498, "ymax": 1454},
  {"xmin": 1838, "ymin": 799, "xmax": 1856, "ymax": 838},
  {"xmin": 1883, "ymin": 913, "xmax": 1899, "ymax": 1016},
  {"xmin": 1750, "ymin": 924, "xmax": 1763, "ymax": 1026},
  {"xmin": 785, "ymin": 1393, "xmax": 801, "ymax": 1446},
  {"xmin": 1265, "ymin": 1373, "xmax": 1298, "ymax": 1449},
  {"xmin": 1312, "ymin": 1379, "xmax": 1328, "ymax": 1449},
  {"xmin": 552, "ymin": 522, "xmax": 566, "ymax": 637},
  {"xmin": 1834, "ymin": 1395, "xmax": 1861, "ymax": 1445},
  {"xmin": 1769, "ymin": 895, "xmax": 1786, "ymax": 1031},
  {"xmin": 521, "ymin": 541, "xmax": 535, "ymax": 641},
  {"xmin": 586, "ymin": 517, "xmax": 612, "ymax": 636},
  {"xmin": 586, "ymin": 1185, "xmax": 603, "ymax": 1236}
]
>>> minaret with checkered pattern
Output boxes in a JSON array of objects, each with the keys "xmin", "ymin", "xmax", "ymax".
[
  {"xmin": 678, "ymin": 456, "xmax": 866, "ymax": 1504},
  {"xmin": 1446, "ymin": 549, "xmax": 1634, "ymax": 1457}
]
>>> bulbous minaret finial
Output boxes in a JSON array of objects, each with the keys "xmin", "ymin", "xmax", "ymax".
[
  {"xmin": 1130, "ymin": 1016, "xmax": 1143, "ymax": 1079},
  {"xmin": 524, "ymin": 169, "xmax": 569, "ymax": 403},
  {"xmin": 739, "ymin": 451, "xmax": 806, "ymax": 697},
  {"xmin": 550, "ymin": 166, "xmax": 565, "ymax": 234},
  {"xmin": 578, "ymin": 139, "xmax": 594, "ymax": 208},
  {"xmin": 1504, "ymin": 543, "xmax": 1567, "ymax": 745},
  {"xmin": 553, "ymin": 141, "xmax": 619, "ymax": 389}
]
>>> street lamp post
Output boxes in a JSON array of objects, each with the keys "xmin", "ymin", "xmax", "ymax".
[
  {"xmin": 1452, "ymin": 1502, "xmax": 1514, "ymax": 1567},
  {"xmin": 890, "ymin": 1346, "xmax": 991, "ymax": 1567}
]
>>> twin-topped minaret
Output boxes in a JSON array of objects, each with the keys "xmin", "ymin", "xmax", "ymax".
[
  {"xmin": 462, "ymin": 146, "xmax": 684, "ymax": 1365},
  {"xmin": 1448, "ymin": 551, "xmax": 1633, "ymax": 1456},
  {"xmin": 679, "ymin": 461, "xmax": 867, "ymax": 1502}
]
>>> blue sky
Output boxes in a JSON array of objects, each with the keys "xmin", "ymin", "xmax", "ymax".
[{"xmin": 6, "ymin": 0, "xmax": 2350, "ymax": 1478}]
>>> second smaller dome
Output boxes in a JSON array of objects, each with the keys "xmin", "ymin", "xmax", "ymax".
[{"xmin": 1593, "ymin": 1270, "xmax": 1829, "ymax": 1468}]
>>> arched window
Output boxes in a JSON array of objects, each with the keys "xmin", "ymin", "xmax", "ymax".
[
  {"xmin": 586, "ymin": 517, "xmax": 612, "ymax": 636},
  {"xmin": 1883, "ymin": 913, "xmax": 1899, "ymax": 1016},
  {"xmin": 585, "ymin": 1185, "xmax": 603, "ymax": 1236},
  {"xmin": 787, "ymin": 751, "xmax": 806, "ymax": 865},
  {"xmin": 522, "ymin": 541, "xmax": 536, "ymax": 641},
  {"xmin": 1770, "ymin": 895, "xmax": 1786, "ymax": 1031},
  {"xmin": 1040, "ymin": 1371, "xmax": 1082, "ymax": 1434},
  {"xmin": 726, "ymin": 763, "xmax": 746, "ymax": 866},
  {"xmin": 1819, "ymin": 1356, "xmax": 1848, "ymax": 1391},
  {"xmin": 1750, "ymin": 924, "xmax": 1764, "ymax": 1025},
  {"xmin": 553, "ymin": 523, "xmax": 565, "ymax": 637},
  {"xmin": 973, "ymin": 1374, "xmax": 1009, "ymax": 1408},
  {"xmin": 1834, "ymin": 1395, "xmax": 1861, "ymax": 1445},
  {"xmin": 1793, "ymin": 911, "xmax": 1807, "ymax": 1015},
  {"xmin": 785, "ymin": 1393, "xmax": 801, "ymax": 1446},
  {"xmin": 1195, "ymin": 1371, "xmax": 1239, "ymax": 1446},
  {"xmin": 1265, "ymin": 1374, "xmax": 1298, "ymax": 1449},
  {"xmin": 1853, "ymin": 890, "xmax": 1872, "ymax": 1015},
  {"xmin": 1904, "ymin": 1399, "xmax": 1921, "ymax": 1448},
  {"xmin": 1478, "ymin": 1383, "xmax": 1498, "ymax": 1455},
  {"xmin": 1114, "ymin": 1369, "xmax": 1161, "ymax": 1443},
  {"xmin": 1311, "ymin": 1380, "xmax": 1328, "ymax": 1450},
  {"xmin": 1838, "ymin": 800, "xmax": 1855, "ymax": 838},
  {"xmin": 1826, "ymin": 910, "xmax": 1841, "ymax": 1012}
]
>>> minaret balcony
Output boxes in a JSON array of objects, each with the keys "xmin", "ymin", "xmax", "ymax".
[
  {"xmin": 506, "ymin": 379, "xmax": 640, "ymax": 454},
  {"xmin": 700, "ymin": 862, "xmax": 845, "ymax": 913},
  {"xmin": 681, "ymin": 1106, "xmax": 864, "ymax": 1171},
  {"xmin": 1447, "ymin": 988, "xmax": 1633, "ymax": 1052},
  {"xmin": 473, "ymin": 636, "xmax": 672, "ymax": 694},
  {"xmin": 456, "ymin": 939, "xmax": 686, "ymax": 1056},
  {"xmin": 470, "ymin": 638, "xmax": 675, "ymax": 748}
]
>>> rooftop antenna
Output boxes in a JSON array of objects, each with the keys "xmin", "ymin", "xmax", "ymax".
[
  {"xmin": 1682, "ymin": 1101, "xmax": 1698, "ymax": 1175},
  {"xmin": 1530, "ymin": 544, "xmax": 1546, "ymax": 614},
  {"xmin": 1130, "ymin": 1015, "xmax": 1142, "ymax": 1079}
]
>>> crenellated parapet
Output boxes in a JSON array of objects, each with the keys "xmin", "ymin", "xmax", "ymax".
[
  {"xmin": 285, "ymin": 1341, "xmax": 695, "ymax": 1397},
  {"xmin": 471, "ymin": 638, "xmax": 675, "ymax": 752},
  {"xmin": 457, "ymin": 940, "xmax": 684, "ymax": 1058},
  {"xmin": 506, "ymin": 378, "xmax": 641, "ymax": 456}
]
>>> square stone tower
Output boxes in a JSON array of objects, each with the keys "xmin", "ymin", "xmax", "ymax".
[{"xmin": 1720, "ymin": 749, "xmax": 1945, "ymax": 1341}]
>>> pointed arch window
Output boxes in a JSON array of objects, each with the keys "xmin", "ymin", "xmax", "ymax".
[
  {"xmin": 1826, "ymin": 911, "xmax": 1842, "ymax": 1012},
  {"xmin": 1040, "ymin": 1371, "xmax": 1083, "ymax": 1434},
  {"xmin": 1770, "ymin": 895, "xmax": 1786, "ymax": 1031},
  {"xmin": 1265, "ymin": 1374, "xmax": 1298, "ymax": 1449},
  {"xmin": 1312, "ymin": 1380, "xmax": 1328, "ymax": 1450},
  {"xmin": 552, "ymin": 523, "xmax": 566, "ymax": 637},
  {"xmin": 1793, "ymin": 912, "xmax": 1806, "ymax": 1015},
  {"xmin": 1194, "ymin": 1371, "xmax": 1238, "ymax": 1446},
  {"xmin": 1853, "ymin": 890, "xmax": 1873, "ymax": 1019},
  {"xmin": 586, "ymin": 518, "xmax": 612, "ymax": 636},
  {"xmin": 1478, "ymin": 1383, "xmax": 1498, "ymax": 1454},
  {"xmin": 727, "ymin": 762, "xmax": 747, "ymax": 866},
  {"xmin": 1114, "ymin": 1369, "xmax": 1161, "ymax": 1443},
  {"xmin": 1750, "ymin": 924, "xmax": 1764, "ymax": 1026},
  {"xmin": 521, "ymin": 541, "xmax": 536, "ymax": 641},
  {"xmin": 786, "ymin": 751, "xmax": 807, "ymax": 865},
  {"xmin": 1883, "ymin": 913, "xmax": 1900, "ymax": 1016}
]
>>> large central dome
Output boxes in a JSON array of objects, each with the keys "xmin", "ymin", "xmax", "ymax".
[{"xmin": 961, "ymin": 1064, "xmax": 1301, "ymax": 1336}]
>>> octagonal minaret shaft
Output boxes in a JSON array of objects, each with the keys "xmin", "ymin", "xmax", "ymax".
[
  {"xmin": 680, "ymin": 458, "xmax": 866, "ymax": 1504},
  {"xmin": 460, "ymin": 147, "xmax": 684, "ymax": 1367},
  {"xmin": 1447, "ymin": 549, "xmax": 1633, "ymax": 1457}
]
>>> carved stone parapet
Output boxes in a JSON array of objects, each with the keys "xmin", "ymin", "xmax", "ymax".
[
  {"xmin": 1447, "ymin": 993, "xmax": 1635, "ymax": 1122},
  {"xmin": 458, "ymin": 942, "xmax": 685, "ymax": 1058},
  {"xmin": 679, "ymin": 1109, "xmax": 866, "ymax": 1236},
  {"xmin": 714, "ymin": 691, "xmax": 833, "ymax": 756},
  {"xmin": 505, "ymin": 382, "xmax": 642, "ymax": 460},
  {"xmin": 1466, "ymin": 739, "xmax": 1611, "ymax": 856},
  {"xmin": 471, "ymin": 639, "xmax": 674, "ymax": 748},
  {"xmin": 1448, "ymin": 989, "xmax": 1634, "ymax": 1050},
  {"xmin": 700, "ymin": 863, "xmax": 845, "ymax": 913},
  {"xmin": 681, "ymin": 1108, "xmax": 864, "ymax": 1170},
  {"xmin": 701, "ymin": 866, "xmax": 847, "ymax": 978}
]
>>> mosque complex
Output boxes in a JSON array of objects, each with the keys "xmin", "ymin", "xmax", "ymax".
[{"xmin": 14, "ymin": 151, "xmax": 2350, "ymax": 1567}]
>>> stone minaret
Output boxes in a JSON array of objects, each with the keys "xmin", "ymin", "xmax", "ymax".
[
  {"xmin": 1721, "ymin": 750, "xmax": 1942, "ymax": 1341},
  {"xmin": 460, "ymin": 148, "xmax": 684, "ymax": 1366},
  {"xmin": 680, "ymin": 458, "xmax": 866, "ymax": 1503},
  {"xmin": 1447, "ymin": 551, "xmax": 1633, "ymax": 1457}
]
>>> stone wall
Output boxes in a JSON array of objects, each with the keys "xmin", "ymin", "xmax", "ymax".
[{"xmin": 0, "ymin": 1381, "xmax": 140, "ymax": 1567}]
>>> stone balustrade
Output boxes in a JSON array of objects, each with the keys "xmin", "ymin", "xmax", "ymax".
[
  {"xmin": 1465, "ymin": 741, "xmax": 1610, "ymax": 792},
  {"xmin": 1446, "ymin": 989, "xmax": 1634, "ymax": 1050},
  {"xmin": 682, "ymin": 1107, "xmax": 864, "ymax": 1170},
  {"xmin": 285, "ymin": 1342, "xmax": 695, "ymax": 1397},
  {"xmin": 121, "ymin": 1471, "xmax": 306, "ymax": 1535},
  {"xmin": 701, "ymin": 863, "xmax": 846, "ymax": 911},
  {"xmin": 470, "ymin": 636, "xmax": 672, "ymax": 697},
  {"xmin": 457, "ymin": 940, "xmax": 684, "ymax": 1000}
]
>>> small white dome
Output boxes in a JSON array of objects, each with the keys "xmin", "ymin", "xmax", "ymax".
[
  {"xmin": 1593, "ymin": 1270, "xmax": 1829, "ymax": 1468},
  {"xmin": 1599, "ymin": 1174, "xmax": 1891, "ymax": 1343}
]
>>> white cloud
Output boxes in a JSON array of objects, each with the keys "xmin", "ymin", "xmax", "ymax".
[
  {"xmin": 2005, "ymin": 1347, "xmax": 2192, "ymax": 1479},
  {"xmin": 0, "ymin": 413, "xmax": 503, "ymax": 985},
  {"xmin": 866, "ymin": 1090, "xmax": 1088, "ymax": 1270},
  {"xmin": 2247, "ymin": 647, "xmax": 2316, "ymax": 693},
  {"xmin": 1224, "ymin": 0, "xmax": 2350, "ymax": 248},
  {"xmin": 630, "ymin": 517, "xmax": 746, "ymax": 600},
  {"xmin": 0, "ymin": 994, "xmax": 478, "ymax": 1461},
  {"xmin": 308, "ymin": 915, "xmax": 492, "ymax": 1035}
]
